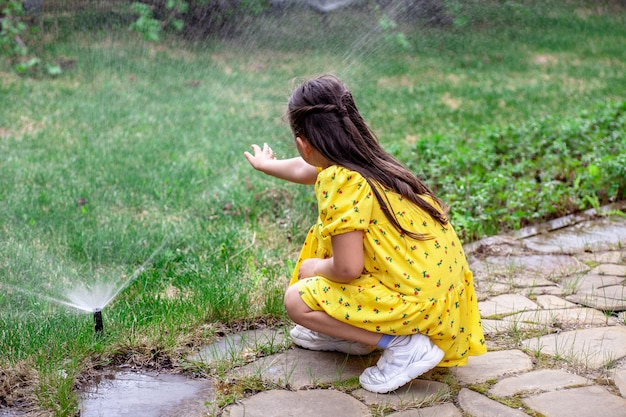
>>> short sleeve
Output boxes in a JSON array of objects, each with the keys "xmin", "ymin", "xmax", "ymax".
[{"xmin": 315, "ymin": 166, "xmax": 373, "ymax": 238}]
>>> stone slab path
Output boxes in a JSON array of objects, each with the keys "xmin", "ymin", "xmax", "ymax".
[{"xmin": 79, "ymin": 209, "xmax": 626, "ymax": 417}]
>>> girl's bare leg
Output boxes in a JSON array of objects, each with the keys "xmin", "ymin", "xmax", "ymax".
[{"xmin": 284, "ymin": 284, "xmax": 383, "ymax": 346}]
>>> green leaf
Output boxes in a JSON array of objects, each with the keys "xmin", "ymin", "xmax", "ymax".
[
  {"xmin": 46, "ymin": 64, "xmax": 63, "ymax": 76},
  {"xmin": 171, "ymin": 19, "xmax": 184, "ymax": 32}
]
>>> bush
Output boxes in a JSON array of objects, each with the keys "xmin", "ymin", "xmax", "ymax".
[
  {"xmin": 0, "ymin": 0, "xmax": 61, "ymax": 75},
  {"xmin": 136, "ymin": 0, "xmax": 271, "ymax": 39},
  {"xmin": 1, "ymin": 1, "xmax": 30, "ymax": 64},
  {"xmin": 398, "ymin": 101, "xmax": 626, "ymax": 241}
]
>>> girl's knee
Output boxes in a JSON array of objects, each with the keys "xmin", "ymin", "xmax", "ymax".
[
  {"xmin": 283, "ymin": 284, "xmax": 298, "ymax": 316},
  {"xmin": 284, "ymin": 284, "xmax": 306, "ymax": 322}
]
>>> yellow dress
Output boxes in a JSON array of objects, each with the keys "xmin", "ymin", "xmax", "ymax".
[{"xmin": 290, "ymin": 165, "xmax": 486, "ymax": 366}]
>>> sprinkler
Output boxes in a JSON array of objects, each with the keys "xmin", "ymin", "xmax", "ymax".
[{"xmin": 93, "ymin": 308, "xmax": 103, "ymax": 333}]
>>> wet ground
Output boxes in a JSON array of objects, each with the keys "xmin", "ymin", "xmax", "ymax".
[
  {"xmin": 14, "ymin": 205, "xmax": 626, "ymax": 417},
  {"xmin": 75, "ymin": 206, "xmax": 626, "ymax": 417},
  {"xmin": 80, "ymin": 368, "xmax": 213, "ymax": 417}
]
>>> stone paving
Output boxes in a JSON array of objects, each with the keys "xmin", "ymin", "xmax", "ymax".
[{"xmin": 78, "ymin": 207, "xmax": 626, "ymax": 417}]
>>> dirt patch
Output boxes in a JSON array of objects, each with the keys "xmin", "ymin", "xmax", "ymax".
[
  {"xmin": 575, "ymin": 3, "xmax": 626, "ymax": 18},
  {"xmin": 531, "ymin": 53, "xmax": 559, "ymax": 66},
  {"xmin": 147, "ymin": 43, "xmax": 198, "ymax": 62},
  {"xmin": 376, "ymin": 75, "xmax": 416, "ymax": 89},
  {"xmin": 0, "ymin": 361, "xmax": 43, "ymax": 415},
  {"xmin": 0, "ymin": 72, "xmax": 19, "ymax": 90},
  {"xmin": 0, "ymin": 128, "xmax": 12, "ymax": 139},
  {"xmin": 11, "ymin": 116, "xmax": 45, "ymax": 141},
  {"xmin": 440, "ymin": 92, "xmax": 462, "ymax": 110}
]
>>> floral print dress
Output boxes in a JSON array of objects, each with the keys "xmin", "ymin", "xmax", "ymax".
[{"xmin": 291, "ymin": 165, "xmax": 486, "ymax": 366}]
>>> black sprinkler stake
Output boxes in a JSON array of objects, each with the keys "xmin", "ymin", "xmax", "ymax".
[{"xmin": 93, "ymin": 308, "xmax": 103, "ymax": 333}]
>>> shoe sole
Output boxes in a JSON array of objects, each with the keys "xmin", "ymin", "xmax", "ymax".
[
  {"xmin": 292, "ymin": 338, "xmax": 375, "ymax": 355},
  {"xmin": 359, "ymin": 345, "xmax": 445, "ymax": 393},
  {"xmin": 290, "ymin": 328, "xmax": 375, "ymax": 355}
]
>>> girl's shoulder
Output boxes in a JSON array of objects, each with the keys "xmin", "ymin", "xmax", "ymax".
[
  {"xmin": 317, "ymin": 165, "xmax": 365, "ymax": 182},
  {"xmin": 316, "ymin": 165, "xmax": 370, "ymax": 194}
]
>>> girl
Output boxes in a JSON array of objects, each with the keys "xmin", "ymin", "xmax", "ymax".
[{"xmin": 244, "ymin": 75, "xmax": 485, "ymax": 393}]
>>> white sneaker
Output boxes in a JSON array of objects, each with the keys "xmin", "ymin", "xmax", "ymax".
[
  {"xmin": 359, "ymin": 334, "xmax": 444, "ymax": 393},
  {"xmin": 290, "ymin": 325, "xmax": 376, "ymax": 355}
]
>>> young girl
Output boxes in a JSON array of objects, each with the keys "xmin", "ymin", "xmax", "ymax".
[{"xmin": 244, "ymin": 75, "xmax": 486, "ymax": 394}]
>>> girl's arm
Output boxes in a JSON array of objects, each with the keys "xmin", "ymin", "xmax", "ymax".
[
  {"xmin": 298, "ymin": 231, "xmax": 365, "ymax": 283},
  {"xmin": 244, "ymin": 143, "xmax": 318, "ymax": 185}
]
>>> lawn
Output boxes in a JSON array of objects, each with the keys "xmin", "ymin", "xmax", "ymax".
[{"xmin": 0, "ymin": 0, "xmax": 624, "ymax": 414}]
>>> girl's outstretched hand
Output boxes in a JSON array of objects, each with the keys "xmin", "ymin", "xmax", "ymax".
[
  {"xmin": 243, "ymin": 143, "xmax": 318, "ymax": 185},
  {"xmin": 244, "ymin": 143, "xmax": 276, "ymax": 172}
]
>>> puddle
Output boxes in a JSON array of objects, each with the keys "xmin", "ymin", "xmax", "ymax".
[
  {"xmin": 79, "ymin": 368, "xmax": 214, "ymax": 417},
  {"xmin": 78, "ymin": 329, "xmax": 287, "ymax": 417}
]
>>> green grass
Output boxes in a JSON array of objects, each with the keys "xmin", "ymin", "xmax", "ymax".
[{"xmin": 0, "ymin": 0, "xmax": 625, "ymax": 414}]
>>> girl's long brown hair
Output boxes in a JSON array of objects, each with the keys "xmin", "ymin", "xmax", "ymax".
[{"xmin": 287, "ymin": 75, "xmax": 449, "ymax": 240}]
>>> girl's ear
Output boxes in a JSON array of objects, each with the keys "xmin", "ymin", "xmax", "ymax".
[{"xmin": 295, "ymin": 136, "xmax": 313, "ymax": 159}]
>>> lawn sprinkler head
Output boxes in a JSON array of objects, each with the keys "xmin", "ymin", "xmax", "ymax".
[{"xmin": 93, "ymin": 308, "xmax": 103, "ymax": 333}]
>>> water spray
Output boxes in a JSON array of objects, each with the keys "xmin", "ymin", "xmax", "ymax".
[
  {"xmin": 2, "ymin": 238, "xmax": 169, "ymax": 335},
  {"xmin": 93, "ymin": 308, "xmax": 103, "ymax": 333}
]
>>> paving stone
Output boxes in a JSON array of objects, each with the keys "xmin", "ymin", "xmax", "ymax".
[
  {"xmin": 512, "ymin": 213, "xmax": 592, "ymax": 240},
  {"xmin": 478, "ymin": 255, "xmax": 589, "ymax": 279},
  {"xmin": 562, "ymin": 274, "xmax": 625, "ymax": 293},
  {"xmin": 464, "ymin": 235, "xmax": 524, "ymax": 256},
  {"xmin": 523, "ymin": 385, "xmax": 626, "ymax": 417},
  {"xmin": 451, "ymin": 350, "xmax": 533, "ymax": 384},
  {"xmin": 552, "ymin": 307, "xmax": 617, "ymax": 326},
  {"xmin": 474, "ymin": 281, "xmax": 518, "ymax": 298},
  {"xmin": 522, "ymin": 216, "xmax": 626, "ymax": 254},
  {"xmin": 566, "ymin": 285, "xmax": 626, "ymax": 311},
  {"xmin": 471, "ymin": 269, "xmax": 557, "ymax": 291},
  {"xmin": 613, "ymin": 368, "xmax": 626, "ymax": 397},
  {"xmin": 230, "ymin": 348, "xmax": 370, "ymax": 388},
  {"xmin": 535, "ymin": 294, "xmax": 578, "ymax": 309},
  {"xmin": 520, "ymin": 306, "xmax": 615, "ymax": 326},
  {"xmin": 590, "ymin": 264, "xmax": 626, "ymax": 277},
  {"xmin": 511, "ymin": 276, "xmax": 560, "ymax": 289},
  {"xmin": 577, "ymin": 251, "xmax": 625, "ymax": 264},
  {"xmin": 521, "ymin": 285, "xmax": 564, "ymax": 298},
  {"xmin": 222, "ymin": 389, "xmax": 371, "ymax": 417},
  {"xmin": 481, "ymin": 318, "xmax": 548, "ymax": 335},
  {"xmin": 488, "ymin": 369, "xmax": 590, "ymax": 397},
  {"xmin": 353, "ymin": 379, "xmax": 450, "ymax": 408},
  {"xmin": 457, "ymin": 388, "xmax": 529, "ymax": 417},
  {"xmin": 577, "ymin": 283, "xmax": 626, "ymax": 297},
  {"xmin": 482, "ymin": 305, "xmax": 616, "ymax": 335},
  {"xmin": 188, "ymin": 328, "xmax": 289, "ymax": 364},
  {"xmin": 521, "ymin": 327, "xmax": 626, "ymax": 369},
  {"xmin": 386, "ymin": 403, "xmax": 462, "ymax": 417},
  {"xmin": 478, "ymin": 294, "xmax": 539, "ymax": 318},
  {"xmin": 474, "ymin": 277, "xmax": 563, "ymax": 301}
]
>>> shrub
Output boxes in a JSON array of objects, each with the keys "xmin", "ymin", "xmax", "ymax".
[
  {"xmin": 134, "ymin": 0, "xmax": 271, "ymax": 40},
  {"xmin": 0, "ymin": 0, "xmax": 61, "ymax": 75},
  {"xmin": 398, "ymin": 101, "xmax": 626, "ymax": 241}
]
